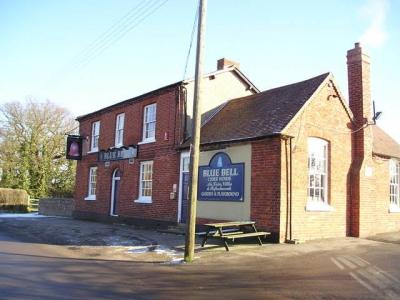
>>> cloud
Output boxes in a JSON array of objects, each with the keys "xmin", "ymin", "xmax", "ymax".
[{"xmin": 359, "ymin": 0, "xmax": 389, "ymax": 48}]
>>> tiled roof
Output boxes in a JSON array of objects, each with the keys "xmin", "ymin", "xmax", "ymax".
[
  {"xmin": 372, "ymin": 126, "xmax": 400, "ymax": 159},
  {"xmin": 197, "ymin": 72, "xmax": 330, "ymax": 145},
  {"xmin": 76, "ymin": 67, "xmax": 259, "ymax": 121}
]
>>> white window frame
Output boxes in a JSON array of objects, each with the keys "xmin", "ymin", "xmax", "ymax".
[
  {"xmin": 306, "ymin": 137, "xmax": 333, "ymax": 212},
  {"xmin": 389, "ymin": 159, "xmax": 400, "ymax": 212},
  {"xmin": 135, "ymin": 161, "xmax": 153, "ymax": 203},
  {"xmin": 114, "ymin": 113, "xmax": 125, "ymax": 147},
  {"xmin": 140, "ymin": 103, "xmax": 156, "ymax": 144},
  {"xmin": 85, "ymin": 167, "xmax": 97, "ymax": 200},
  {"xmin": 90, "ymin": 121, "xmax": 100, "ymax": 152}
]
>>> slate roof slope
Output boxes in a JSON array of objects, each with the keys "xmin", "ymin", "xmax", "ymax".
[
  {"xmin": 372, "ymin": 126, "xmax": 400, "ymax": 159},
  {"xmin": 76, "ymin": 66, "xmax": 258, "ymax": 121},
  {"xmin": 198, "ymin": 72, "xmax": 330, "ymax": 145}
]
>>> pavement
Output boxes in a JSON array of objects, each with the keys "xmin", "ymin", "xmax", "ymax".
[{"xmin": 1, "ymin": 213, "xmax": 400, "ymax": 299}]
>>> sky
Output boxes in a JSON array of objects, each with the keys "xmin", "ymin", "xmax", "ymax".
[{"xmin": 0, "ymin": 0, "xmax": 399, "ymax": 142}]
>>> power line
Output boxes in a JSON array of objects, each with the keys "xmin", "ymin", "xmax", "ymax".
[
  {"xmin": 70, "ymin": 0, "xmax": 153, "ymax": 67},
  {"xmin": 182, "ymin": 3, "xmax": 199, "ymax": 80},
  {"xmin": 40, "ymin": 0, "xmax": 169, "ymax": 91},
  {"xmin": 74, "ymin": 0, "xmax": 168, "ymax": 69}
]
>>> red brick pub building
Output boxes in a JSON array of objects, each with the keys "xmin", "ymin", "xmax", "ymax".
[{"xmin": 74, "ymin": 44, "xmax": 400, "ymax": 242}]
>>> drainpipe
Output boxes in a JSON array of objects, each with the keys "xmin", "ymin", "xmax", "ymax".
[
  {"xmin": 289, "ymin": 136, "xmax": 293, "ymax": 241},
  {"xmin": 181, "ymin": 85, "xmax": 188, "ymax": 143},
  {"xmin": 284, "ymin": 137, "xmax": 289, "ymax": 241},
  {"xmin": 283, "ymin": 135, "xmax": 294, "ymax": 243}
]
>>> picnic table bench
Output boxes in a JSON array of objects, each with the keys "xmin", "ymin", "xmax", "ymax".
[{"xmin": 200, "ymin": 221, "xmax": 270, "ymax": 251}]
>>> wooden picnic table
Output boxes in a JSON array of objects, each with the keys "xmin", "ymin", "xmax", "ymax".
[{"xmin": 200, "ymin": 221, "xmax": 270, "ymax": 251}]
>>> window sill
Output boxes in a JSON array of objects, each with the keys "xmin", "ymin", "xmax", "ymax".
[
  {"xmin": 84, "ymin": 195, "xmax": 96, "ymax": 201},
  {"xmin": 87, "ymin": 150, "xmax": 99, "ymax": 154},
  {"xmin": 134, "ymin": 198, "xmax": 152, "ymax": 204},
  {"xmin": 138, "ymin": 139, "xmax": 155, "ymax": 145},
  {"xmin": 389, "ymin": 203, "xmax": 400, "ymax": 213},
  {"xmin": 305, "ymin": 201, "xmax": 334, "ymax": 212}
]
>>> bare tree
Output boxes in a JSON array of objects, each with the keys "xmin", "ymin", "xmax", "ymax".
[{"xmin": 0, "ymin": 99, "xmax": 77, "ymax": 198}]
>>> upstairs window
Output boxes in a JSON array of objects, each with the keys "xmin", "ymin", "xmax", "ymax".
[
  {"xmin": 390, "ymin": 159, "xmax": 400, "ymax": 209},
  {"xmin": 142, "ymin": 103, "xmax": 156, "ymax": 143},
  {"xmin": 307, "ymin": 137, "xmax": 330, "ymax": 211},
  {"xmin": 91, "ymin": 121, "xmax": 100, "ymax": 152},
  {"xmin": 115, "ymin": 113, "xmax": 125, "ymax": 147}
]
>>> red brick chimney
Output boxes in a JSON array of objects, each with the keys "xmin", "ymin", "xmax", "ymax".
[
  {"xmin": 217, "ymin": 58, "xmax": 240, "ymax": 70},
  {"xmin": 347, "ymin": 42, "xmax": 373, "ymax": 237},
  {"xmin": 347, "ymin": 42, "xmax": 373, "ymax": 159}
]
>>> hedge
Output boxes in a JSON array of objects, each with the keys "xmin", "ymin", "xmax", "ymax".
[{"xmin": 0, "ymin": 188, "xmax": 29, "ymax": 213}]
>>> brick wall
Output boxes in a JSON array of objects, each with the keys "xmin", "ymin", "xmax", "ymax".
[
  {"xmin": 74, "ymin": 87, "xmax": 182, "ymax": 223},
  {"xmin": 281, "ymin": 78, "xmax": 352, "ymax": 242},
  {"xmin": 39, "ymin": 198, "xmax": 75, "ymax": 217},
  {"xmin": 347, "ymin": 43, "xmax": 400, "ymax": 237},
  {"xmin": 370, "ymin": 157, "xmax": 400, "ymax": 234},
  {"xmin": 250, "ymin": 137, "xmax": 282, "ymax": 235}
]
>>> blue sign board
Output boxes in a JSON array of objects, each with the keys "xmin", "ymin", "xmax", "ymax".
[{"xmin": 198, "ymin": 152, "xmax": 244, "ymax": 202}]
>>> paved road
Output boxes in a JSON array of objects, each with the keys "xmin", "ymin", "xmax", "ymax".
[{"xmin": 1, "ymin": 226, "xmax": 400, "ymax": 299}]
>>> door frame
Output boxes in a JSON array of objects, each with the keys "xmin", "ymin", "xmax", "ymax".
[
  {"xmin": 178, "ymin": 151, "xmax": 190, "ymax": 223},
  {"xmin": 110, "ymin": 168, "xmax": 121, "ymax": 216}
]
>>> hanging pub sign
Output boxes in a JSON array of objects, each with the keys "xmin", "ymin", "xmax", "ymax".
[
  {"xmin": 198, "ymin": 152, "xmax": 244, "ymax": 202},
  {"xmin": 98, "ymin": 145, "xmax": 137, "ymax": 162},
  {"xmin": 66, "ymin": 135, "xmax": 83, "ymax": 160}
]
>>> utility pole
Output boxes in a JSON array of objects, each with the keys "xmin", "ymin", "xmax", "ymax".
[{"xmin": 184, "ymin": 0, "xmax": 207, "ymax": 263}]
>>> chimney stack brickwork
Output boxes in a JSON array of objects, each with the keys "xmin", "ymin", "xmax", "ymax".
[
  {"xmin": 347, "ymin": 42, "xmax": 377, "ymax": 237},
  {"xmin": 217, "ymin": 58, "xmax": 240, "ymax": 70},
  {"xmin": 347, "ymin": 42, "xmax": 373, "ymax": 158}
]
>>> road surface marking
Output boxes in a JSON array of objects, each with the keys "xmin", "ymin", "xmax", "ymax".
[
  {"xmin": 344, "ymin": 255, "xmax": 369, "ymax": 267},
  {"xmin": 367, "ymin": 266, "xmax": 395, "ymax": 287},
  {"xmin": 350, "ymin": 271, "xmax": 376, "ymax": 292},
  {"xmin": 336, "ymin": 256, "xmax": 357, "ymax": 269},
  {"xmin": 330, "ymin": 257, "xmax": 344, "ymax": 270},
  {"xmin": 357, "ymin": 268, "xmax": 388, "ymax": 289},
  {"xmin": 333, "ymin": 255, "xmax": 400, "ymax": 298},
  {"xmin": 376, "ymin": 268, "xmax": 400, "ymax": 285}
]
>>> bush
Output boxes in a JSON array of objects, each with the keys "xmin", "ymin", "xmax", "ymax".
[{"xmin": 0, "ymin": 188, "xmax": 29, "ymax": 212}]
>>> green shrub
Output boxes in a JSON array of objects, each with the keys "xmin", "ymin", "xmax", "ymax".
[{"xmin": 0, "ymin": 188, "xmax": 29, "ymax": 212}]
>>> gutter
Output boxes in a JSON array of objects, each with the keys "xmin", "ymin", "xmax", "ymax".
[{"xmin": 177, "ymin": 132, "xmax": 295, "ymax": 150}]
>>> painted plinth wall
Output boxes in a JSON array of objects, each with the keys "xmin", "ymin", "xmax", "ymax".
[{"xmin": 197, "ymin": 144, "xmax": 251, "ymax": 221}]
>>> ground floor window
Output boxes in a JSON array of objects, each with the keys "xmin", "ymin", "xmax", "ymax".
[
  {"xmin": 390, "ymin": 159, "xmax": 400, "ymax": 210},
  {"xmin": 137, "ymin": 160, "xmax": 153, "ymax": 203},
  {"xmin": 85, "ymin": 167, "xmax": 97, "ymax": 200},
  {"xmin": 306, "ymin": 137, "xmax": 332, "ymax": 211}
]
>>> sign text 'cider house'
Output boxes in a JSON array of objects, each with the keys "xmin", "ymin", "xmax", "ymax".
[{"xmin": 198, "ymin": 152, "xmax": 244, "ymax": 202}]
